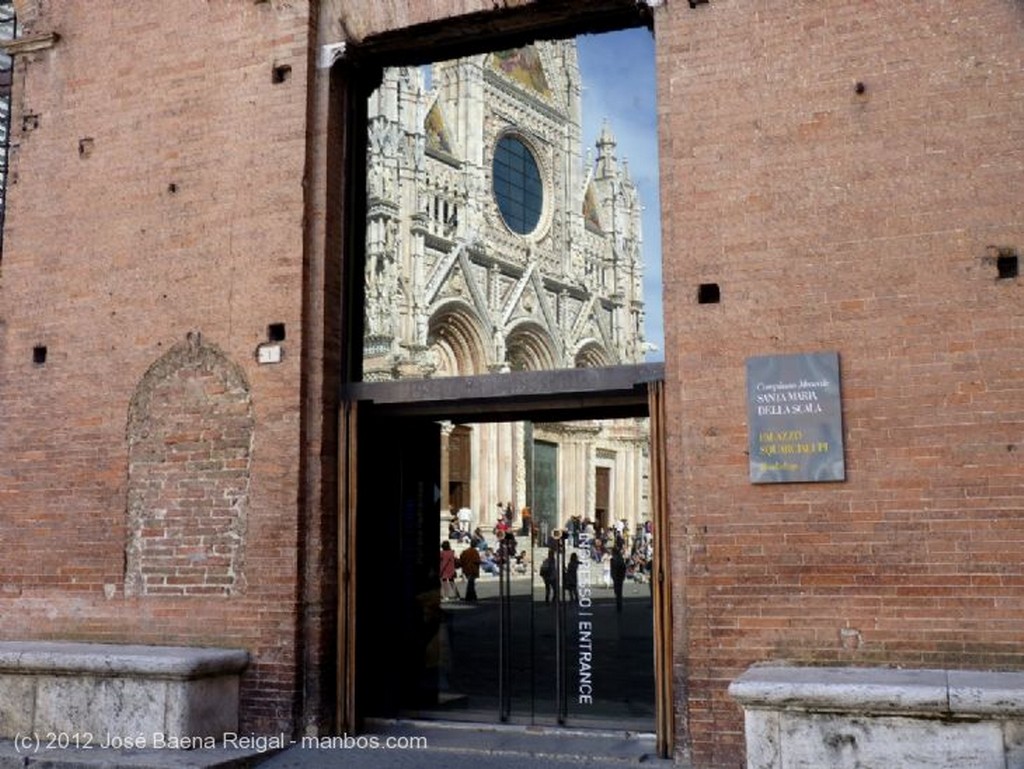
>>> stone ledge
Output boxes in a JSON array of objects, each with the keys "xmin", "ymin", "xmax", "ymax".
[
  {"xmin": 948, "ymin": 670, "xmax": 1024, "ymax": 715},
  {"xmin": 0, "ymin": 642, "xmax": 248, "ymax": 680},
  {"xmin": 729, "ymin": 665, "xmax": 1024, "ymax": 769},
  {"xmin": 0, "ymin": 642, "xmax": 249, "ymax": 743},
  {"xmin": 729, "ymin": 664, "xmax": 1024, "ymax": 718}
]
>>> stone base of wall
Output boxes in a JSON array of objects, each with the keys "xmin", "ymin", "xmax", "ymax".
[
  {"xmin": 729, "ymin": 664, "xmax": 1024, "ymax": 769},
  {"xmin": 0, "ymin": 642, "xmax": 249, "ymax": 744}
]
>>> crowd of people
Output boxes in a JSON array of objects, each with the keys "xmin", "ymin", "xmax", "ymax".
[
  {"xmin": 440, "ymin": 506, "xmax": 655, "ymax": 611},
  {"xmin": 559, "ymin": 514, "xmax": 654, "ymax": 584}
]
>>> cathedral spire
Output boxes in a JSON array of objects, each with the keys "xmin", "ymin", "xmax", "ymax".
[{"xmin": 595, "ymin": 120, "xmax": 618, "ymax": 178}]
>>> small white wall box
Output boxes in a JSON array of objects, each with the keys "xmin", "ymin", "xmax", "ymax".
[{"xmin": 257, "ymin": 343, "xmax": 282, "ymax": 364}]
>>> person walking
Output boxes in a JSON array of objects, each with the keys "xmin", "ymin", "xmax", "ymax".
[
  {"xmin": 459, "ymin": 538, "xmax": 481, "ymax": 601},
  {"xmin": 563, "ymin": 552, "xmax": 580, "ymax": 603},
  {"xmin": 539, "ymin": 547, "xmax": 557, "ymax": 603},
  {"xmin": 439, "ymin": 541, "xmax": 460, "ymax": 601},
  {"xmin": 520, "ymin": 506, "xmax": 532, "ymax": 540},
  {"xmin": 610, "ymin": 547, "xmax": 628, "ymax": 613}
]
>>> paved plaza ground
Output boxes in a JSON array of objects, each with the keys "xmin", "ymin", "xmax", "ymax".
[{"xmin": 0, "ymin": 721, "xmax": 680, "ymax": 769}]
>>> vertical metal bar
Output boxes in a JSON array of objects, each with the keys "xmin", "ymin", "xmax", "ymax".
[
  {"xmin": 553, "ymin": 532, "xmax": 567, "ymax": 724},
  {"xmin": 498, "ymin": 534, "xmax": 511, "ymax": 721},
  {"xmin": 506, "ymin": 535, "xmax": 514, "ymax": 721}
]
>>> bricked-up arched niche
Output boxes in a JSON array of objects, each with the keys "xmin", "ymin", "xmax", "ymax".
[{"xmin": 125, "ymin": 331, "xmax": 253, "ymax": 597}]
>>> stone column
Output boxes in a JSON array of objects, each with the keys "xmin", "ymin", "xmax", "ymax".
[{"xmin": 439, "ymin": 421, "xmax": 454, "ymax": 538}]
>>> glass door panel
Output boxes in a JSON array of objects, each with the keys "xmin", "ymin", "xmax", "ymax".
[{"xmin": 357, "ymin": 415, "xmax": 655, "ymax": 732}]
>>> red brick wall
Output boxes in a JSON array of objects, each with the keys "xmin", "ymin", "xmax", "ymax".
[
  {"xmin": 1, "ymin": 1, "xmax": 1022, "ymax": 765},
  {"xmin": 0, "ymin": 1, "xmax": 314, "ymax": 733},
  {"xmin": 660, "ymin": 1, "xmax": 1024, "ymax": 765},
  {"xmin": 0, "ymin": 0, "xmax": 656, "ymax": 740}
]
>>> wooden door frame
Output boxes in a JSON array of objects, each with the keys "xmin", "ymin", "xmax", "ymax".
[{"xmin": 337, "ymin": 364, "xmax": 673, "ymax": 757}]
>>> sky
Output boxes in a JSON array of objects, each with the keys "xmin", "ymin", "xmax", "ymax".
[{"xmin": 576, "ymin": 27, "xmax": 663, "ymax": 362}]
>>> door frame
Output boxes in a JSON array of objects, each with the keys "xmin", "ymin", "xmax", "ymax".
[{"xmin": 337, "ymin": 363, "xmax": 674, "ymax": 757}]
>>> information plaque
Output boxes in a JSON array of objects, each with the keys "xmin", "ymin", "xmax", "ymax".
[{"xmin": 746, "ymin": 351, "xmax": 845, "ymax": 484}]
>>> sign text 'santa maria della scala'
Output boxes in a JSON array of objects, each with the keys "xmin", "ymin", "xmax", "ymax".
[{"xmin": 746, "ymin": 352, "xmax": 845, "ymax": 484}]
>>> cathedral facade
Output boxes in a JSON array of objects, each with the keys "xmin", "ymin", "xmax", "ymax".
[{"xmin": 363, "ymin": 41, "xmax": 651, "ymax": 536}]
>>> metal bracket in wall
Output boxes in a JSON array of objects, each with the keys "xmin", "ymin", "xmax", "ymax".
[{"xmin": 0, "ymin": 30, "xmax": 59, "ymax": 55}]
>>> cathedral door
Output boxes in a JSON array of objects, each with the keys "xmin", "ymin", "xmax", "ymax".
[{"xmin": 594, "ymin": 466, "xmax": 610, "ymax": 531}]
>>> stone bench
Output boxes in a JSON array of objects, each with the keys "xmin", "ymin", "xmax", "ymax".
[
  {"xmin": 729, "ymin": 664, "xmax": 1024, "ymax": 769},
  {"xmin": 0, "ymin": 641, "xmax": 248, "ymax": 743}
]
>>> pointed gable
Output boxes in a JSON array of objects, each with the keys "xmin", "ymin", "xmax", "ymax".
[{"xmin": 490, "ymin": 46, "xmax": 551, "ymax": 98}]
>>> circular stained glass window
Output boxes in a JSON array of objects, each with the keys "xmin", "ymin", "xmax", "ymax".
[{"xmin": 492, "ymin": 135, "xmax": 543, "ymax": 235}]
